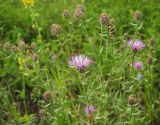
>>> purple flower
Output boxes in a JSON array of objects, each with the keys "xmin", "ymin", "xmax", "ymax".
[
  {"xmin": 128, "ymin": 40, "xmax": 145, "ymax": 52},
  {"xmin": 69, "ymin": 55, "xmax": 93, "ymax": 70},
  {"xmin": 134, "ymin": 61, "xmax": 143, "ymax": 70},
  {"xmin": 84, "ymin": 105, "xmax": 94, "ymax": 115}
]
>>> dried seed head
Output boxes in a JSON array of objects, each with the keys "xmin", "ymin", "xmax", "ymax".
[
  {"xmin": 108, "ymin": 18, "xmax": 116, "ymax": 40},
  {"xmin": 147, "ymin": 56, "xmax": 154, "ymax": 65},
  {"xmin": 74, "ymin": 8, "xmax": 83, "ymax": 19},
  {"xmin": 51, "ymin": 24, "xmax": 62, "ymax": 35},
  {"xmin": 32, "ymin": 53, "xmax": 39, "ymax": 61},
  {"xmin": 134, "ymin": 10, "xmax": 142, "ymax": 21},
  {"xmin": 11, "ymin": 45, "xmax": 18, "ymax": 53},
  {"xmin": 63, "ymin": 9, "xmax": 70, "ymax": 19},
  {"xmin": 43, "ymin": 91, "xmax": 52, "ymax": 102},
  {"xmin": 31, "ymin": 42, "xmax": 37, "ymax": 49},
  {"xmin": 100, "ymin": 13, "xmax": 109, "ymax": 26},
  {"xmin": 128, "ymin": 97, "xmax": 137, "ymax": 105},
  {"xmin": 3, "ymin": 43, "xmax": 11, "ymax": 51},
  {"xmin": 77, "ymin": 4, "xmax": 84, "ymax": 12}
]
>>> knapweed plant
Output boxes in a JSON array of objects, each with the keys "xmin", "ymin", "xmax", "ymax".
[{"xmin": 0, "ymin": 0, "xmax": 160, "ymax": 125}]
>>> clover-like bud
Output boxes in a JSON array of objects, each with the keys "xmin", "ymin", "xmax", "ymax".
[
  {"xmin": 74, "ymin": 8, "xmax": 83, "ymax": 19},
  {"xmin": 128, "ymin": 97, "xmax": 137, "ymax": 105},
  {"xmin": 147, "ymin": 56, "xmax": 154, "ymax": 65},
  {"xmin": 100, "ymin": 13, "xmax": 109, "ymax": 26},
  {"xmin": 63, "ymin": 9, "xmax": 70, "ymax": 19},
  {"xmin": 43, "ymin": 91, "xmax": 52, "ymax": 102},
  {"xmin": 51, "ymin": 24, "xmax": 62, "ymax": 35},
  {"xmin": 134, "ymin": 10, "xmax": 142, "ymax": 21}
]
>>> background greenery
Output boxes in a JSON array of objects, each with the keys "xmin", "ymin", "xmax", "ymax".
[{"xmin": 0, "ymin": 0, "xmax": 160, "ymax": 125}]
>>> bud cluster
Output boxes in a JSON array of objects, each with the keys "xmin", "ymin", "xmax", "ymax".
[{"xmin": 74, "ymin": 4, "xmax": 84, "ymax": 19}]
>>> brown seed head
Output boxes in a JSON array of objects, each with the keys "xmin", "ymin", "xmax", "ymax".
[
  {"xmin": 74, "ymin": 8, "xmax": 83, "ymax": 19},
  {"xmin": 77, "ymin": 4, "xmax": 84, "ymax": 12},
  {"xmin": 43, "ymin": 91, "xmax": 52, "ymax": 102},
  {"xmin": 11, "ymin": 45, "xmax": 18, "ymax": 53},
  {"xmin": 128, "ymin": 97, "xmax": 137, "ymax": 105},
  {"xmin": 51, "ymin": 24, "xmax": 62, "ymax": 35},
  {"xmin": 100, "ymin": 13, "xmax": 109, "ymax": 26},
  {"xmin": 108, "ymin": 18, "xmax": 116, "ymax": 40},
  {"xmin": 63, "ymin": 9, "xmax": 70, "ymax": 19},
  {"xmin": 147, "ymin": 56, "xmax": 154, "ymax": 65},
  {"xmin": 134, "ymin": 10, "xmax": 142, "ymax": 21},
  {"xmin": 32, "ymin": 53, "xmax": 39, "ymax": 61}
]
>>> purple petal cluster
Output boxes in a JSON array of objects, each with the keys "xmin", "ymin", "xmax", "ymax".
[
  {"xmin": 69, "ymin": 55, "xmax": 93, "ymax": 70},
  {"xmin": 84, "ymin": 105, "xmax": 94, "ymax": 115},
  {"xmin": 128, "ymin": 40, "xmax": 145, "ymax": 52},
  {"xmin": 134, "ymin": 61, "xmax": 143, "ymax": 70}
]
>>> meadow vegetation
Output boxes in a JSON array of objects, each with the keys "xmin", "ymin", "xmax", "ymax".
[{"xmin": 0, "ymin": 0, "xmax": 160, "ymax": 124}]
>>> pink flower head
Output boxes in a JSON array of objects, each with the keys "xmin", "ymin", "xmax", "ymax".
[
  {"xmin": 69, "ymin": 55, "xmax": 93, "ymax": 70},
  {"xmin": 134, "ymin": 61, "xmax": 143, "ymax": 70},
  {"xmin": 84, "ymin": 105, "xmax": 94, "ymax": 115},
  {"xmin": 128, "ymin": 40, "xmax": 145, "ymax": 52}
]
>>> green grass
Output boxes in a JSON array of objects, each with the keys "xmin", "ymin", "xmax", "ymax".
[{"xmin": 0, "ymin": 0, "xmax": 160, "ymax": 125}]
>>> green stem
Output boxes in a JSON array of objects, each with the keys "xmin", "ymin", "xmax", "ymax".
[{"xmin": 23, "ymin": 76, "xmax": 28, "ymax": 115}]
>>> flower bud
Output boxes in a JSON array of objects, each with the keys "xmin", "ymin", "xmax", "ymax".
[
  {"xmin": 51, "ymin": 24, "xmax": 62, "ymax": 35},
  {"xmin": 108, "ymin": 18, "xmax": 116, "ymax": 40},
  {"xmin": 43, "ymin": 91, "xmax": 52, "ymax": 102},
  {"xmin": 77, "ymin": 4, "xmax": 84, "ymax": 12},
  {"xmin": 100, "ymin": 13, "xmax": 109, "ymax": 26},
  {"xmin": 11, "ymin": 45, "xmax": 18, "ymax": 53},
  {"xmin": 134, "ymin": 10, "xmax": 142, "ymax": 21},
  {"xmin": 147, "ymin": 56, "xmax": 154, "ymax": 65},
  {"xmin": 128, "ymin": 97, "xmax": 137, "ymax": 105},
  {"xmin": 63, "ymin": 9, "xmax": 70, "ymax": 19},
  {"xmin": 74, "ymin": 8, "xmax": 83, "ymax": 19},
  {"xmin": 32, "ymin": 53, "xmax": 39, "ymax": 61}
]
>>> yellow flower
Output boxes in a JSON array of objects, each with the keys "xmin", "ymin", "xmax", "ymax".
[{"xmin": 22, "ymin": 0, "xmax": 34, "ymax": 7}]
